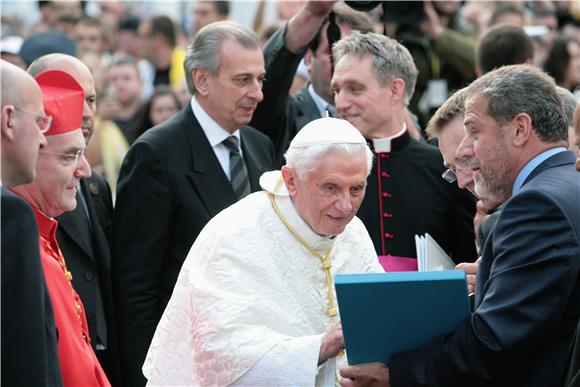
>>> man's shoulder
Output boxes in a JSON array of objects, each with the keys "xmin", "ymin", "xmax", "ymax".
[
  {"xmin": 1, "ymin": 188, "xmax": 33, "ymax": 217},
  {"xmin": 240, "ymin": 124, "xmax": 274, "ymax": 146}
]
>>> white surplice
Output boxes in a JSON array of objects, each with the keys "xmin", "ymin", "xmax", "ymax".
[{"xmin": 143, "ymin": 171, "xmax": 383, "ymax": 386}]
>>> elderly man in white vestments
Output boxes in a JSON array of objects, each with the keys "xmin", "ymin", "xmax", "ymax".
[{"xmin": 143, "ymin": 117, "xmax": 384, "ymax": 386}]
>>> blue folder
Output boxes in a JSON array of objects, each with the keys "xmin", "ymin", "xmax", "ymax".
[{"xmin": 335, "ymin": 270, "xmax": 470, "ymax": 365}]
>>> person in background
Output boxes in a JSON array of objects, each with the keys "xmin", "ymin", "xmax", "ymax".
[
  {"xmin": 191, "ymin": 0, "xmax": 230, "ymax": 36},
  {"xmin": 133, "ymin": 84, "xmax": 181, "ymax": 139},
  {"xmin": 1, "ymin": 59, "xmax": 61, "ymax": 387},
  {"xmin": 544, "ymin": 35, "xmax": 580, "ymax": 93},
  {"xmin": 138, "ymin": 15, "xmax": 186, "ymax": 92},
  {"xmin": 100, "ymin": 55, "xmax": 143, "ymax": 144},
  {"xmin": 74, "ymin": 17, "xmax": 108, "ymax": 57},
  {"xmin": 556, "ymin": 86, "xmax": 579, "ymax": 155},
  {"xmin": 475, "ymin": 24, "xmax": 534, "ymax": 76},
  {"xmin": 251, "ymin": 1, "xmax": 374, "ymax": 166},
  {"xmin": 11, "ymin": 69, "xmax": 110, "ymax": 387}
]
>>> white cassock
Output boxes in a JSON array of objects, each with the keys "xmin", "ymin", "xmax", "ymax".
[{"xmin": 143, "ymin": 171, "xmax": 384, "ymax": 386}]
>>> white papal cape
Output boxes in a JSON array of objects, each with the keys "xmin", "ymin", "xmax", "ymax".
[{"xmin": 143, "ymin": 171, "xmax": 384, "ymax": 386}]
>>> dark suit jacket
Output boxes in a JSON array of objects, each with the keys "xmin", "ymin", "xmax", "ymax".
[
  {"xmin": 55, "ymin": 173, "xmax": 121, "ymax": 386},
  {"xmin": 251, "ymin": 24, "xmax": 321, "ymax": 166},
  {"xmin": 1, "ymin": 188, "xmax": 63, "ymax": 387},
  {"xmin": 390, "ymin": 151, "xmax": 580, "ymax": 386},
  {"xmin": 113, "ymin": 105, "xmax": 275, "ymax": 387},
  {"xmin": 566, "ymin": 321, "xmax": 580, "ymax": 387}
]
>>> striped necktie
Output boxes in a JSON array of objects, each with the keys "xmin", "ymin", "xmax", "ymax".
[{"xmin": 222, "ymin": 136, "xmax": 251, "ymax": 199}]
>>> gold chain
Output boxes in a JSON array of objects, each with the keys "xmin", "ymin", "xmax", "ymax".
[
  {"xmin": 269, "ymin": 193, "xmax": 337, "ymax": 317},
  {"xmin": 40, "ymin": 236, "xmax": 84, "ymax": 323}
]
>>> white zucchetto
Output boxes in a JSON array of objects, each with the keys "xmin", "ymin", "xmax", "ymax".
[{"xmin": 289, "ymin": 117, "xmax": 366, "ymax": 149}]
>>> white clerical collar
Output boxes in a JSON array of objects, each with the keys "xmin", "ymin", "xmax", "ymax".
[
  {"xmin": 260, "ymin": 171, "xmax": 335, "ymax": 253},
  {"xmin": 190, "ymin": 96, "xmax": 241, "ymax": 147},
  {"xmin": 371, "ymin": 124, "xmax": 407, "ymax": 153}
]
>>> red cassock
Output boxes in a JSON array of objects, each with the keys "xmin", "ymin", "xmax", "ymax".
[{"xmin": 34, "ymin": 208, "xmax": 110, "ymax": 387}]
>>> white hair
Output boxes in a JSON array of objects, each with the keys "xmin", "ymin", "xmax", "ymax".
[{"xmin": 284, "ymin": 142, "xmax": 374, "ymax": 179}]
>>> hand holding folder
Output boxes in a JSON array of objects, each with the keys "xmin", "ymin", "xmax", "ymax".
[{"xmin": 335, "ymin": 271, "xmax": 470, "ymax": 365}]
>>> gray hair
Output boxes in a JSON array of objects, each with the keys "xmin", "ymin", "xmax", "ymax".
[
  {"xmin": 184, "ymin": 21, "xmax": 260, "ymax": 94},
  {"xmin": 285, "ymin": 143, "xmax": 374, "ymax": 180},
  {"xmin": 466, "ymin": 64, "xmax": 568, "ymax": 143},
  {"xmin": 332, "ymin": 31, "xmax": 418, "ymax": 106},
  {"xmin": 556, "ymin": 86, "xmax": 578, "ymax": 129}
]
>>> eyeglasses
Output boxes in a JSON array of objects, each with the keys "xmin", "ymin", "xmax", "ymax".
[
  {"xmin": 14, "ymin": 107, "xmax": 53, "ymax": 133},
  {"xmin": 39, "ymin": 149, "xmax": 86, "ymax": 166},
  {"xmin": 441, "ymin": 168, "xmax": 458, "ymax": 183}
]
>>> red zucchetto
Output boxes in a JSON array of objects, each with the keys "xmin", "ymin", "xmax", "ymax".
[{"xmin": 34, "ymin": 69, "xmax": 84, "ymax": 136}]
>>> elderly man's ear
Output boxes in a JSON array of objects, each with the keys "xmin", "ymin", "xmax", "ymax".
[
  {"xmin": 1, "ymin": 105, "xmax": 16, "ymax": 141},
  {"xmin": 192, "ymin": 69, "xmax": 210, "ymax": 96},
  {"xmin": 281, "ymin": 166, "xmax": 298, "ymax": 197}
]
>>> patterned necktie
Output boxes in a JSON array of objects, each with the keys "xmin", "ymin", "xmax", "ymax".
[{"xmin": 222, "ymin": 135, "xmax": 251, "ymax": 199}]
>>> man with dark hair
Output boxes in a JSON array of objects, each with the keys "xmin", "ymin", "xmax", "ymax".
[
  {"xmin": 251, "ymin": 2, "xmax": 374, "ymax": 165},
  {"xmin": 113, "ymin": 21, "xmax": 275, "ymax": 387},
  {"xmin": 476, "ymin": 24, "xmax": 534, "ymax": 75},
  {"xmin": 341, "ymin": 64, "xmax": 580, "ymax": 387},
  {"xmin": 191, "ymin": 0, "xmax": 230, "ymax": 36},
  {"xmin": 138, "ymin": 15, "xmax": 185, "ymax": 89}
]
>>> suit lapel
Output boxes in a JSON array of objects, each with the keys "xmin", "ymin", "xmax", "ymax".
[
  {"xmin": 57, "ymin": 180, "xmax": 94, "ymax": 260},
  {"xmin": 182, "ymin": 106, "xmax": 238, "ymax": 215},
  {"xmin": 295, "ymin": 85, "xmax": 322, "ymax": 130}
]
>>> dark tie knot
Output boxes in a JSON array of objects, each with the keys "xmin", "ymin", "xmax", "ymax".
[{"xmin": 223, "ymin": 136, "xmax": 240, "ymax": 154}]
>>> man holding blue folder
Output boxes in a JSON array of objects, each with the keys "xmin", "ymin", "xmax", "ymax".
[{"xmin": 340, "ymin": 64, "xmax": 580, "ymax": 386}]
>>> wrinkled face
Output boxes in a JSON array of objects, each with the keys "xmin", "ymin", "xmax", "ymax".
[
  {"xmin": 22, "ymin": 130, "xmax": 91, "ymax": 217},
  {"xmin": 283, "ymin": 151, "xmax": 368, "ymax": 236},
  {"xmin": 3, "ymin": 81, "xmax": 48, "ymax": 185},
  {"xmin": 438, "ymin": 115, "xmax": 476, "ymax": 195},
  {"xmin": 200, "ymin": 39, "xmax": 264, "ymax": 132},
  {"xmin": 150, "ymin": 94, "xmax": 180, "ymax": 126},
  {"xmin": 307, "ymin": 23, "xmax": 352, "ymax": 104},
  {"xmin": 332, "ymin": 54, "xmax": 394, "ymax": 139},
  {"xmin": 75, "ymin": 25, "xmax": 103, "ymax": 54},
  {"xmin": 461, "ymin": 96, "xmax": 514, "ymax": 200},
  {"xmin": 107, "ymin": 63, "xmax": 142, "ymax": 105}
]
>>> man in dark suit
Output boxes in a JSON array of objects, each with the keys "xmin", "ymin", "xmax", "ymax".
[
  {"xmin": 251, "ymin": 2, "xmax": 373, "ymax": 166},
  {"xmin": 27, "ymin": 54, "xmax": 121, "ymax": 386},
  {"xmin": 0, "ymin": 60, "xmax": 62, "ymax": 387},
  {"xmin": 340, "ymin": 64, "xmax": 580, "ymax": 387},
  {"xmin": 113, "ymin": 21, "xmax": 275, "ymax": 387}
]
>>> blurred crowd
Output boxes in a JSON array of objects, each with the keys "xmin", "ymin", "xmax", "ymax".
[{"xmin": 2, "ymin": 0, "xmax": 579, "ymax": 191}]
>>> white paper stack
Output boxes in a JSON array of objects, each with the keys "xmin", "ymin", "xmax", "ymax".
[{"xmin": 415, "ymin": 233, "xmax": 456, "ymax": 272}]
